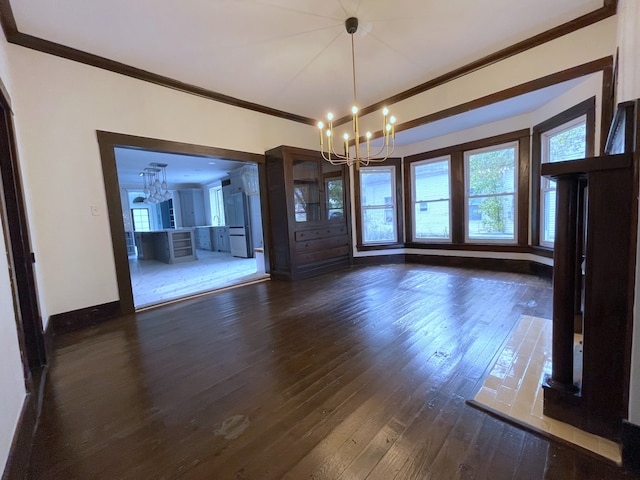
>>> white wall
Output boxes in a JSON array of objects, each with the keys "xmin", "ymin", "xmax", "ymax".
[
  {"xmin": 7, "ymin": 43, "xmax": 318, "ymax": 325},
  {"xmin": 0, "ymin": 33, "xmax": 27, "ymax": 478},
  {"xmin": 617, "ymin": 0, "xmax": 640, "ymax": 426}
]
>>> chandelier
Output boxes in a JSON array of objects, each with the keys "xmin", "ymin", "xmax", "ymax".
[
  {"xmin": 317, "ymin": 17, "xmax": 396, "ymax": 168},
  {"xmin": 139, "ymin": 162, "xmax": 171, "ymax": 203}
]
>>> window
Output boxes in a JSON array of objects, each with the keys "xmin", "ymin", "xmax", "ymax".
[
  {"xmin": 411, "ymin": 156, "xmax": 451, "ymax": 241},
  {"xmin": 131, "ymin": 208, "xmax": 151, "ymax": 231},
  {"xmin": 209, "ymin": 186, "xmax": 225, "ymax": 226},
  {"xmin": 540, "ymin": 116, "xmax": 587, "ymax": 245},
  {"xmin": 465, "ymin": 143, "xmax": 517, "ymax": 242},
  {"xmin": 360, "ymin": 166, "xmax": 397, "ymax": 244},
  {"xmin": 532, "ymin": 97, "xmax": 594, "ymax": 248},
  {"xmin": 326, "ymin": 177, "xmax": 344, "ymax": 220}
]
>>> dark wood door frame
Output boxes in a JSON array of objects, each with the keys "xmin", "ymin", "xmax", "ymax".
[
  {"xmin": 96, "ymin": 131, "xmax": 266, "ymax": 315},
  {"xmin": 0, "ymin": 77, "xmax": 46, "ymax": 380}
]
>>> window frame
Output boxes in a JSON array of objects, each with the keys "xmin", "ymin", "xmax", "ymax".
[
  {"xmin": 131, "ymin": 207, "xmax": 151, "ymax": 232},
  {"xmin": 404, "ymin": 129, "xmax": 529, "ymax": 249},
  {"xmin": 539, "ymin": 115, "xmax": 588, "ymax": 247},
  {"xmin": 464, "ymin": 141, "xmax": 519, "ymax": 244},
  {"xmin": 354, "ymin": 158, "xmax": 403, "ymax": 249},
  {"xmin": 531, "ymin": 97, "xmax": 595, "ymax": 248},
  {"xmin": 410, "ymin": 155, "xmax": 452, "ymax": 243}
]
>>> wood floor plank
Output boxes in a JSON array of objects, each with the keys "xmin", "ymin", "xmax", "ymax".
[{"xmin": 26, "ymin": 264, "xmax": 637, "ymax": 480}]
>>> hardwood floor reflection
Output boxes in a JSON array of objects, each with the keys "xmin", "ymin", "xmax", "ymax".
[{"xmin": 27, "ymin": 264, "xmax": 635, "ymax": 479}]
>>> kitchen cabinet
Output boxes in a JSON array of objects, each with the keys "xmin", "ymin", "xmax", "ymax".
[
  {"xmin": 212, "ymin": 226, "xmax": 230, "ymax": 252},
  {"xmin": 178, "ymin": 189, "xmax": 206, "ymax": 227},
  {"xmin": 134, "ymin": 229, "xmax": 197, "ymax": 264},
  {"xmin": 195, "ymin": 226, "xmax": 213, "ymax": 250},
  {"xmin": 265, "ymin": 145, "xmax": 351, "ymax": 280},
  {"xmin": 124, "ymin": 231, "xmax": 136, "ymax": 255}
]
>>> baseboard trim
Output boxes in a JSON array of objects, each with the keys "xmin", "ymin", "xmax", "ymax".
[
  {"xmin": 353, "ymin": 253, "xmax": 553, "ymax": 278},
  {"xmin": 43, "ymin": 320, "xmax": 54, "ymax": 360},
  {"xmin": 353, "ymin": 254, "xmax": 406, "ymax": 266},
  {"xmin": 49, "ymin": 300, "xmax": 120, "ymax": 335},
  {"xmin": 622, "ymin": 420, "xmax": 640, "ymax": 472},
  {"xmin": 2, "ymin": 363, "xmax": 50, "ymax": 480},
  {"xmin": 405, "ymin": 254, "xmax": 553, "ymax": 278}
]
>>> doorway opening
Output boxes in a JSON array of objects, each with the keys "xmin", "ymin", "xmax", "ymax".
[{"xmin": 97, "ymin": 132, "xmax": 270, "ymax": 314}]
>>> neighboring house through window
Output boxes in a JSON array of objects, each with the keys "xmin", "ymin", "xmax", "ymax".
[{"xmin": 411, "ymin": 156, "xmax": 451, "ymax": 242}]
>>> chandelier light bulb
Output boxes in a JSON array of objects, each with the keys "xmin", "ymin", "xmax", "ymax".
[{"xmin": 316, "ymin": 17, "xmax": 396, "ymax": 167}]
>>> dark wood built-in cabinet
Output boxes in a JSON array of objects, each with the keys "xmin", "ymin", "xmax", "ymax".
[{"xmin": 265, "ymin": 146, "xmax": 352, "ymax": 280}]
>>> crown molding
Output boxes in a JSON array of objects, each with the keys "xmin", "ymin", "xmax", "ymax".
[{"xmin": 0, "ymin": 0, "xmax": 618, "ymax": 127}]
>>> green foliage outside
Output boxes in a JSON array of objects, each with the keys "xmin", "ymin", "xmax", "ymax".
[
  {"xmin": 469, "ymin": 149, "xmax": 514, "ymax": 233},
  {"xmin": 327, "ymin": 180, "xmax": 343, "ymax": 208}
]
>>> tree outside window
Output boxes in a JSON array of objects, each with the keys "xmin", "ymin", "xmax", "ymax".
[{"xmin": 466, "ymin": 143, "xmax": 517, "ymax": 242}]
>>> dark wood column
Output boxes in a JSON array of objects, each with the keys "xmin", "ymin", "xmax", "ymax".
[{"xmin": 545, "ymin": 174, "xmax": 580, "ymax": 393}]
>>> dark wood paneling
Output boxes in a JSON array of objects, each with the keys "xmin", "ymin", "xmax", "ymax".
[
  {"xmin": 582, "ymin": 165, "xmax": 634, "ymax": 439},
  {"xmin": 353, "ymin": 254, "xmax": 406, "ymax": 265},
  {"xmin": 48, "ymin": 301, "xmax": 120, "ymax": 335},
  {"xmin": 97, "ymin": 131, "xmax": 266, "ymax": 314},
  {"xmin": 405, "ymin": 253, "xmax": 553, "ymax": 278},
  {"xmin": 541, "ymin": 153, "xmax": 631, "ymax": 176},
  {"xmin": 622, "ymin": 420, "xmax": 640, "ymax": 473},
  {"xmin": 27, "ymin": 265, "xmax": 635, "ymax": 479}
]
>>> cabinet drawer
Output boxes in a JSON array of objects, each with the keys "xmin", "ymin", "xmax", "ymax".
[
  {"xmin": 295, "ymin": 245, "xmax": 350, "ymax": 264},
  {"xmin": 294, "ymin": 225, "xmax": 347, "ymax": 242},
  {"xmin": 295, "ymin": 235, "xmax": 349, "ymax": 254}
]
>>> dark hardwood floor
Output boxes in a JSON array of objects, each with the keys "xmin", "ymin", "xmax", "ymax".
[{"xmin": 26, "ymin": 264, "xmax": 636, "ymax": 479}]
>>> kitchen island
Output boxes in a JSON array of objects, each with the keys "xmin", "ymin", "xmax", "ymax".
[{"xmin": 134, "ymin": 228, "xmax": 197, "ymax": 264}]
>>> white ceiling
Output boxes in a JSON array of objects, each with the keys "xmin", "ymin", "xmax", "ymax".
[
  {"xmin": 11, "ymin": 1, "xmax": 605, "ymax": 183},
  {"xmin": 11, "ymin": 0, "xmax": 603, "ymax": 120},
  {"xmin": 114, "ymin": 148, "xmax": 248, "ymax": 188}
]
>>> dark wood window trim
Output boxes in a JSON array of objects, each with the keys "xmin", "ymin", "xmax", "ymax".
[
  {"xmin": 354, "ymin": 158, "xmax": 404, "ymax": 251},
  {"xmin": 404, "ymin": 129, "xmax": 530, "ymax": 250},
  {"xmin": 531, "ymin": 97, "xmax": 596, "ymax": 246}
]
